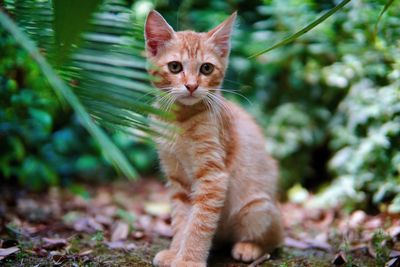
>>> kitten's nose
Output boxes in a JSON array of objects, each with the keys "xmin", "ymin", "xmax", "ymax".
[{"xmin": 185, "ymin": 84, "xmax": 198, "ymax": 93}]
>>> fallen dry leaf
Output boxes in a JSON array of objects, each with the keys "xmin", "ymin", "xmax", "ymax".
[
  {"xmin": 284, "ymin": 237, "xmax": 309, "ymax": 250},
  {"xmin": 94, "ymin": 214, "xmax": 113, "ymax": 226},
  {"xmin": 32, "ymin": 247, "xmax": 47, "ymax": 257},
  {"xmin": 385, "ymin": 257, "xmax": 400, "ymax": 267},
  {"xmin": 314, "ymin": 210, "xmax": 335, "ymax": 229},
  {"xmin": 105, "ymin": 241, "xmax": 136, "ymax": 250},
  {"xmin": 42, "ymin": 237, "xmax": 67, "ymax": 250},
  {"xmin": 0, "ymin": 246, "xmax": 19, "ymax": 260},
  {"xmin": 284, "ymin": 237, "xmax": 331, "ymax": 251},
  {"xmin": 99, "ymin": 205, "xmax": 117, "ymax": 217},
  {"xmin": 390, "ymin": 250, "xmax": 400, "ymax": 258},
  {"xmin": 87, "ymin": 217, "xmax": 104, "ymax": 231},
  {"xmin": 78, "ymin": 249, "xmax": 93, "ymax": 256},
  {"xmin": 51, "ymin": 253, "xmax": 67, "ymax": 266},
  {"xmin": 144, "ymin": 202, "xmax": 171, "ymax": 217},
  {"xmin": 93, "ymin": 191, "xmax": 112, "ymax": 206},
  {"xmin": 332, "ymin": 251, "xmax": 347, "ymax": 265},
  {"xmin": 303, "ymin": 237, "xmax": 332, "ymax": 251},
  {"xmin": 153, "ymin": 219, "xmax": 173, "ymax": 237},
  {"xmin": 72, "ymin": 216, "xmax": 103, "ymax": 233},
  {"xmin": 364, "ymin": 217, "xmax": 382, "ymax": 229},
  {"xmin": 248, "ymin": 253, "xmax": 270, "ymax": 267},
  {"xmin": 348, "ymin": 210, "xmax": 367, "ymax": 229},
  {"xmin": 349, "ymin": 243, "xmax": 369, "ymax": 254},
  {"xmin": 137, "ymin": 215, "xmax": 152, "ymax": 232},
  {"xmin": 132, "ymin": 231, "xmax": 145, "ymax": 240},
  {"xmin": 111, "ymin": 221, "xmax": 129, "ymax": 242},
  {"xmin": 390, "ymin": 226, "xmax": 400, "ymax": 240}
]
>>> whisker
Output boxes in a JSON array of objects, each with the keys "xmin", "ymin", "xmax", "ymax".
[
  {"xmin": 157, "ymin": 92, "xmax": 175, "ymax": 111},
  {"xmin": 137, "ymin": 90, "xmax": 158, "ymax": 101},
  {"xmin": 207, "ymin": 94, "xmax": 229, "ymax": 122},
  {"xmin": 214, "ymin": 89, "xmax": 253, "ymax": 106},
  {"xmin": 202, "ymin": 98, "xmax": 213, "ymax": 122},
  {"xmin": 206, "ymin": 96, "xmax": 220, "ymax": 127},
  {"xmin": 206, "ymin": 94, "xmax": 231, "ymax": 137},
  {"xmin": 223, "ymin": 78, "xmax": 251, "ymax": 88},
  {"xmin": 164, "ymin": 94, "xmax": 177, "ymax": 112},
  {"xmin": 215, "ymin": 87, "xmax": 242, "ymax": 92},
  {"xmin": 144, "ymin": 88, "xmax": 174, "ymax": 104},
  {"xmin": 208, "ymin": 93, "xmax": 233, "ymax": 120},
  {"xmin": 146, "ymin": 94, "xmax": 165, "ymax": 105}
]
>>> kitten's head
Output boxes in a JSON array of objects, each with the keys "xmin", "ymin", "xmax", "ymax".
[{"xmin": 144, "ymin": 11, "xmax": 236, "ymax": 106}]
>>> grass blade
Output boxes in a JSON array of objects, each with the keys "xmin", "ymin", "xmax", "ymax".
[
  {"xmin": 373, "ymin": 0, "xmax": 395, "ymax": 40},
  {"xmin": 249, "ymin": 0, "xmax": 351, "ymax": 58}
]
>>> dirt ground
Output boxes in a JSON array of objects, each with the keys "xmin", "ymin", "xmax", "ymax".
[{"xmin": 0, "ymin": 179, "xmax": 399, "ymax": 266}]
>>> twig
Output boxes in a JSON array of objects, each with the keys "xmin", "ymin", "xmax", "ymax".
[{"xmin": 248, "ymin": 253, "xmax": 270, "ymax": 267}]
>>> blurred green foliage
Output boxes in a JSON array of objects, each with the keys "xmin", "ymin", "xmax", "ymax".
[
  {"xmin": 0, "ymin": 28, "xmax": 157, "ymax": 189},
  {"xmin": 1, "ymin": 0, "xmax": 399, "ymax": 212}
]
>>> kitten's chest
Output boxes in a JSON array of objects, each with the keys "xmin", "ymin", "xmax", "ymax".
[
  {"xmin": 155, "ymin": 115, "xmax": 216, "ymax": 182},
  {"xmin": 157, "ymin": 132, "xmax": 195, "ymax": 171}
]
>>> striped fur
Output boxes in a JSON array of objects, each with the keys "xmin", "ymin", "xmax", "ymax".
[{"xmin": 145, "ymin": 10, "xmax": 284, "ymax": 267}]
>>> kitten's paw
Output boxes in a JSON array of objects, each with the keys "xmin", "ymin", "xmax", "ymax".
[
  {"xmin": 231, "ymin": 242, "xmax": 263, "ymax": 262},
  {"xmin": 153, "ymin": 249, "xmax": 176, "ymax": 267},
  {"xmin": 171, "ymin": 259, "xmax": 206, "ymax": 267}
]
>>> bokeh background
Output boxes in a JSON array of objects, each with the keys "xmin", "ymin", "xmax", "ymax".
[{"xmin": 1, "ymin": 0, "xmax": 399, "ymax": 213}]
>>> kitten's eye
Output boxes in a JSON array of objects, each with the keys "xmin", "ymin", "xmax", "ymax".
[
  {"xmin": 167, "ymin": 61, "xmax": 183, "ymax": 74},
  {"xmin": 200, "ymin": 63, "xmax": 214, "ymax": 75}
]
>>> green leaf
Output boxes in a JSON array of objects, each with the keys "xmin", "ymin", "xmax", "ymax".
[
  {"xmin": 76, "ymin": 155, "xmax": 99, "ymax": 171},
  {"xmin": 389, "ymin": 194, "xmax": 400, "ymax": 213},
  {"xmin": 0, "ymin": 10, "xmax": 138, "ymax": 179},
  {"xmin": 69, "ymin": 184, "xmax": 90, "ymax": 199},
  {"xmin": 20, "ymin": 157, "xmax": 58, "ymax": 189},
  {"xmin": 29, "ymin": 108, "xmax": 52, "ymax": 132},
  {"xmin": 373, "ymin": 0, "xmax": 395, "ymax": 41},
  {"xmin": 116, "ymin": 208, "xmax": 136, "ymax": 224},
  {"xmin": 249, "ymin": 0, "xmax": 351, "ymax": 58},
  {"xmin": 52, "ymin": 0, "xmax": 102, "ymax": 64},
  {"xmin": 9, "ymin": 136, "xmax": 25, "ymax": 161}
]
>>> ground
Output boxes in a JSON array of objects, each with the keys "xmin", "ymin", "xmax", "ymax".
[{"xmin": 0, "ymin": 179, "xmax": 399, "ymax": 266}]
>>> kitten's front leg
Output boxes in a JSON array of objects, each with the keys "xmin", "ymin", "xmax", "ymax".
[
  {"xmin": 154, "ymin": 184, "xmax": 190, "ymax": 267},
  {"xmin": 154, "ymin": 191, "xmax": 189, "ymax": 266},
  {"xmin": 172, "ymin": 143, "xmax": 228, "ymax": 266},
  {"xmin": 154, "ymin": 155, "xmax": 190, "ymax": 267},
  {"xmin": 169, "ymin": 184, "xmax": 191, "ymax": 251}
]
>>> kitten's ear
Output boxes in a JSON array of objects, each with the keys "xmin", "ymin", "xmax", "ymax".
[
  {"xmin": 145, "ymin": 10, "xmax": 175, "ymax": 56},
  {"xmin": 207, "ymin": 12, "xmax": 237, "ymax": 57}
]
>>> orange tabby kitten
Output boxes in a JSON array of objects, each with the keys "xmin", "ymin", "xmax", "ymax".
[{"xmin": 145, "ymin": 10, "xmax": 284, "ymax": 267}]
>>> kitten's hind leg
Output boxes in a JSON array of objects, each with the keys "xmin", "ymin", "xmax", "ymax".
[
  {"xmin": 231, "ymin": 242, "xmax": 263, "ymax": 262},
  {"xmin": 231, "ymin": 198, "xmax": 284, "ymax": 262}
]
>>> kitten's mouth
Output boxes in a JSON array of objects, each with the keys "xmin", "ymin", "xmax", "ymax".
[
  {"xmin": 181, "ymin": 95, "xmax": 197, "ymax": 99},
  {"xmin": 178, "ymin": 95, "xmax": 202, "ymax": 105}
]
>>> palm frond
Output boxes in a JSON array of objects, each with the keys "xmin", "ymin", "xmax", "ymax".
[
  {"xmin": 5, "ymin": 0, "xmax": 55, "ymax": 55},
  {"xmin": 0, "ymin": 10, "xmax": 138, "ymax": 179},
  {"xmin": 3, "ymin": 0, "xmax": 169, "ymax": 178},
  {"xmin": 52, "ymin": 0, "xmax": 103, "ymax": 65},
  {"xmin": 61, "ymin": 1, "xmax": 170, "ymax": 132}
]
